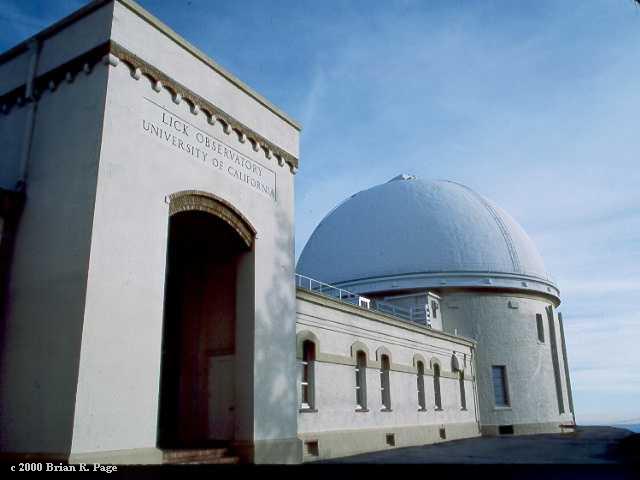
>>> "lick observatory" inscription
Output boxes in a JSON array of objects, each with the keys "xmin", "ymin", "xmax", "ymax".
[{"xmin": 141, "ymin": 98, "xmax": 276, "ymax": 200}]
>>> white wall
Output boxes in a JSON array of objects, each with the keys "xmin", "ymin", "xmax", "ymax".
[
  {"xmin": 70, "ymin": 16, "xmax": 299, "ymax": 456},
  {"xmin": 296, "ymin": 293, "xmax": 478, "ymax": 436},
  {"xmin": 0, "ymin": 0, "xmax": 301, "ymax": 461},
  {"xmin": 110, "ymin": 0, "xmax": 298, "ymax": 157},
  {"xmin": 0, "ymin": 60, "xmax": 109, "ymax": 454},
  {"xmin": 442, "ymin": 291, "xmax": 574, "ymax": 430}
]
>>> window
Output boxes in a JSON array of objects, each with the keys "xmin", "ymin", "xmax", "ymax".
[
  {"xmin": 492, "ymin": 365, "xmax": 510, "ymax": 407},
  {"xmin": 417, "ymin": 361, "xmax": 426, "ymax": 411},
  {"xmin": 459, "ymin": 371, "xmax": 466, "ymax": 410},
  {"xmin": 380, "ymin": 354, "xmax": 391, "ymax": 410},
  {"xmin": 355, "ymin": 351, "xmax": 367, "ymax": 410},
  {"xmin": 536, "ymin": 314, "xmax": 545, "ymax": 342},
  {"xmin": 433, "ymin": 363, "xmax": 442, "ymax": 410},
  {"xmin": 300, "ymin": 340, "xmax": 316, "ymax": 410}
]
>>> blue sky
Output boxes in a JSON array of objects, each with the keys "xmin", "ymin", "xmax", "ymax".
[{"xmin": 2, "ymin": 0, "xmax": 639, "ymax": 425}]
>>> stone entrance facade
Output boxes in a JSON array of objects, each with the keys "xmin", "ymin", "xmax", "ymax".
[{"xmin": 0, "ymin": 0, "xmax": 299, "ymax": 464}]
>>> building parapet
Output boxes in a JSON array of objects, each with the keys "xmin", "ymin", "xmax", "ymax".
[
  {"xmin": 296, "ymin": 273, "xmax": 429, "ymax": 325},
  {"xmin": 295, "ymin": 280, "xmax": 475, "ymax": 348}
]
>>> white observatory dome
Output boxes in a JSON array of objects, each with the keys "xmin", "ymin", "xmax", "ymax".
[{"xmin": 297, "ymin": 175, "xmax": 559, "ymax": 301}]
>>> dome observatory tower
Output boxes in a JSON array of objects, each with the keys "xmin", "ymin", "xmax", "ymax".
[{"xmin": 297, "ymin": 175, "xmax": 575, "ymax": 435}]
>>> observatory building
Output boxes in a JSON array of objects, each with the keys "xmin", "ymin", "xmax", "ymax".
[
  {"xmin": 0, "ymin": 0, "xmax": 574, "ymax": 465},
  {"xmin": 297, "ymin": 175, "xmax": 576, "ymax": 444}
]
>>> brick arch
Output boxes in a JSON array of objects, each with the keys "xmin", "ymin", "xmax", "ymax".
[
  {"xmin": 430, "ymin": 357, "xmax": 442, "ymax": 371},
  {"xmin": 350, "ymin": 341, "xmax": 370, "ymax": 361},
  {"xmin": 168, "ymin": 190, "xmax": 256, "ymax": 248},
  {"xmin": 413, "ymin": 353, "xmax": 428, "ymax": 369},
  {"xmin": 296, "ymin": 331, "xmax": 320, "ymax": 359},
  {"xmin": 375, "ymin": 346, "xmax": 393, "ymax": 363}
]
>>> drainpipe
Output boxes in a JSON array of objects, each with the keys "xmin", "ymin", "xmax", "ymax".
[{"xmin": 16, "ymin": 38, "xmax": 42, "ymax": 193}]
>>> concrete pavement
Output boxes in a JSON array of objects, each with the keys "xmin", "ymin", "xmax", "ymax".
[{"xmin": 314, "ymin": 426, "xmax": 637, "ymax": 464}]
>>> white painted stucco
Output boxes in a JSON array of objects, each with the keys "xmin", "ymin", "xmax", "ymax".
[
  {"xmin": 1, "ymin": 0, "xmax": 300, "ymax": 463},
  {"xmin": 110, "ymin": 0, "xmax": 299, "ymax": 157},
  {"xmin": 442, "ymin": 292, "xmax": 574, "ymax": 432},
  {"xmin": 0, "ymin": 56, "xmax": 109, "ymax": 454},
  {"xmin": 296, "ymin": 293, "xmax": 479, "ymax": 437},
  {"xmin": 70, "ymin": 13, "xmax": 299, "ymax": 458}
]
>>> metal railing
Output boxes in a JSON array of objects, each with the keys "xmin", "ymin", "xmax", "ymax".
[{"xmin": 295, "ymin": 273, "xmax": 428, "ymax": 325}]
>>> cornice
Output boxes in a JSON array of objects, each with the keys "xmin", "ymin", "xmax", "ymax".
[
  {"xmin": 0, "ymin": 0, "xmax": 113, "ymax": 65},
  {"xmin": 116, "ymin": 0, "xmax": 301, "ymax": 131},
  {"xmin": 0, "ymin": 42, "xmax": 111, "ymax": 114},
  {"xmin": 109, "ymin": 42, "xmax": 298, "ymax": 171},
  {"xmin": 0, "ymin": 41, "xmax": 299, "ymax": 173},
  {"xmin": 0, "ymin": 0, "xmax": 301, "ymax": 132}
]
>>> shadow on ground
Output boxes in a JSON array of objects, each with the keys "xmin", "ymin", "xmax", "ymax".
[
  {"xmin": 314, "ymin": 426, "xmax": 638, "ymax": 464},
  {"xmin": 611, "ymin": 433, "xmax": 640, "ymax": 464}
]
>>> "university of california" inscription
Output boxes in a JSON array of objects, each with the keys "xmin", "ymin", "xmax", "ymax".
[{"xmin": 141, "ymin": 98, "xmax": 276, "ymax": 200}]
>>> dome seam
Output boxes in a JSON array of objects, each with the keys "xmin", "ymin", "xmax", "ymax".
[{"xmin": 444, "ymin": 180, "xmax": 522, "ymax": 273}]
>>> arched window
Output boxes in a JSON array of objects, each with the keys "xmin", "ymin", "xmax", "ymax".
[
  {"xmin": 459, "ymin": 371, "xmax": 466, "ymax": 410},
  {"xmin": 417, "ymin": 361, "xmax": 426, "ymax": 411},
  {"xmin": 433, "ymin": 363, "xmax": 442, "ymax": 410},
  {"xmin": 380, "ymin": 354, "xmax": 391, "ymax": 410},
  {"xmin": 300, "ymin": 340, "xmax": 316, "ymax": 410},
  {"xmin": 355, "ymin": 351, "xmax": 367, "ymax": 410}
]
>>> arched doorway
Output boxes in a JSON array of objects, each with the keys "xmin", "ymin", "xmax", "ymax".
[{"xmin": 157, "ymin": 192, "xmax": 254, "ymax": 449}]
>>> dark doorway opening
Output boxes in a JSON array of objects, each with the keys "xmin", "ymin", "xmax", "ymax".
[{"xmin": 157, "ymin": 210, "xmax": 249, "ymax": 449}]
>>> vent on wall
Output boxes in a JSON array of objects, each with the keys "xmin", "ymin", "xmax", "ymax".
[
  {"xmin": 386, "ymin": 434, "xmax": 395, "ymax": 446},
  {"xmin": 498, "ymin": 425, "xmax": 514, "ymax": 435},
  {"xmin": 439, "ymin": 428, "xmax": 446, "ymax": 439},
  {"xmin": 305, "ymin": 441, "xmax": 319, "ymax": 457}
]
